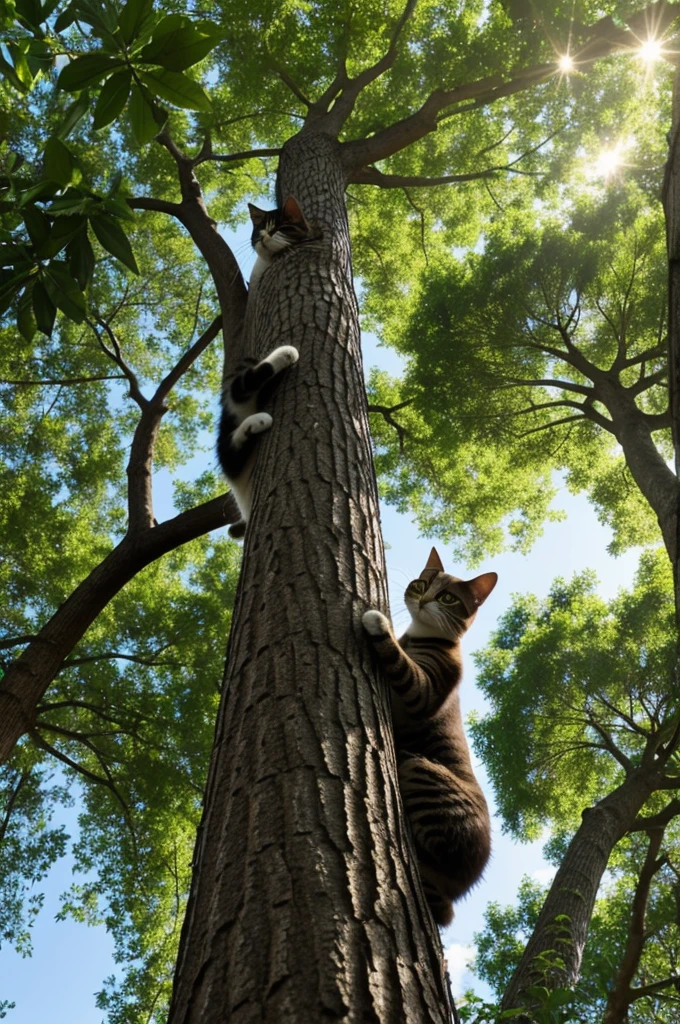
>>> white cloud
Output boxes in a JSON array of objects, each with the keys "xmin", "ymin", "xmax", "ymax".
[{"xmin": 443, "ymin": 942, "xmax": 476, "ymax": 999}]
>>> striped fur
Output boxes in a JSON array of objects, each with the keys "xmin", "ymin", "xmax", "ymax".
[{"xmin": 362, "ymin": 549, "xmax": 497, "ymax": 926}]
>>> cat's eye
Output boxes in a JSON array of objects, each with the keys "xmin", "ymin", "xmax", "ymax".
[
  {"xmin": 437, "ymin": 592, "xmax": 459, "ymax": 606},
  {"xmin": 409, "ymin": 579, "xmax": 427, "ymax": 594}
]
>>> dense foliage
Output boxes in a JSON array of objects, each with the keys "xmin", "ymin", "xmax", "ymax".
[{"xmin": 1, "ymin": 0, "xmax": 679, "ymax": 1020}]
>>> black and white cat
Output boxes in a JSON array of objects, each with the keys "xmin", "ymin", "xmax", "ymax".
[
  {"xmin": 217, "ymin": 346, "xmax": 298, "ymax": 538},
  {"xmin": 247, "ymin": 196, "xmax": 313, "ymax": 289}
]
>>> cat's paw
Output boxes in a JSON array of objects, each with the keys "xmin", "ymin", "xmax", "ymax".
[
  {"xmin": 362, "ymin": 610, "xmax": 391, "ymax": 636},
  {"xmin": 243, "ymin": 412, "xmax": 273, "ymax": 436},
  {"xmin": 268, "ymin": 346, "xmax": 299, "ymax": 373}
]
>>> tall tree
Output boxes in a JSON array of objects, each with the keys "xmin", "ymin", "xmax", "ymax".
[{"xmin": 2, "ymin": 1, "xmax": 680, "ymax": 1021}]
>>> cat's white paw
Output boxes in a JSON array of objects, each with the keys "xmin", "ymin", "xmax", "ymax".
[
  {"xmin": 244, "ymin": 412, "xmax": 272, "ymax": 435},
  {"xmin": 362, "ymin": 610, "xmax": 391, "ymax": 636},
  {"xmin": 268, "ymin": 346, "xmax": 299, "ymax": 372}
]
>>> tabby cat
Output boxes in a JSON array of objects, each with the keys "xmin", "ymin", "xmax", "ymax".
[
  {"xmin": 362, "ymin": 547, "xmax": 497, "ymax": 925},
  {"xmin": 247, "ymin": 196, "xmax": 314, "ymax": 289},
  {"xmin": 217, "ymin": 346, "xmax": 298, "ymax": 538}
]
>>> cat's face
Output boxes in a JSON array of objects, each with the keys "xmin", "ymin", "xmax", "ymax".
[
  {"xmin": 404, "ymin": 548, "xmax": 497, "ymax": 639},
  {"xmin": 248, "ymin": 196, "xmax": 312, "ymax": 260}
]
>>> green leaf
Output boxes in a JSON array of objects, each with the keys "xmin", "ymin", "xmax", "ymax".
[
  {"xmin": 17, "ymin": 284, "xmax": 37, "ymax": 341},
  {"xmin": 92, "ymin": 69, "xmax": 132, "ymax": 129},
  {"xmin": 17, "ymin": 180, "xmax": 57, "ymax": 207},
  {"xmin": 118, "ymin": 0, "xmax": 154, "ymax": 45},
  {"xmin": 101, "ymin": 197, "xmax": 135, "ymax": 222},
  {"xmin": 138, "ymin": 69, "xmax": 210, "ymax": 111},
  {"xmin": 56, "ymin": 92, "xmax": 91, "ymax": 140},
  {"xmin": 139, "ymin": 20, "xmax": 223, "ymax": 72},
  {"xmin": 47, "ymin": 214, "xmax": 87, "ymax": 257},
  {"xmin": 89, "ymin": 214, "xmax": 139, "ymax": 274},
  {"xmin": 43, "ymin": 137, "xmax": 74, "ymax": 187},
  {"xmin": 54, "ymin": 4, "xmax": 76, "ymax": 31},
  {"xmin": 0, "ymin": 53, "xmax": 30, "ymax": 94},
  {"xmin": 58, "ymin": 54, "xmax": 123, "ymax": 92},
  {"xmin": 128, "ymin": 83, "xmax": 160, "ymax": 144},
  {"xmin": 66, "ymin": 231, "xmax": 95, "ymax": 290},
  {"xmin": 8, "ymin": 43, "xmax": 34, "ymax": 88},
  {"xmin": 32, "ymin": 279, "xmax": 57, "ymax": 335},
  {"xmin": 47, "ymin": 194, "xmax": 92, "ymax": 216},
  {"xmin": 15, "ymin": 0, "xmax": 43, "ymax": 29},
  {"xmin": 43, "ymin": 261, "xmax": 87, "ymax": 321},
  {"xmin": 22, "ymin": 205, "xmax": 51, "ymax": 248}
]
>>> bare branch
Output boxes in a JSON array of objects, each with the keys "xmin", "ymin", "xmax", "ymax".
[
  {"xmin": 317, "ymin": 0, "xmax": 417, "ymax": 132},
  {"xmin": 368, "ymin": 401, "xmax": 412, "ymax": 453},
  {"xmin": 0, "ymin": 374, "xmax": 127, "ymax": 386},
  {"xmin": 193, "ymin": 147, "xmax": 282, "ymax": 167},
  {"xmin": 127, "ymin": 196, "xmax": 181, "ymax": 216},
  {"xmin": 347, "ymin": 164, "xmax": 541, "ymax": 188},
  {"xmin": 88, "ymin": 318, "xmax": 147, "ymax": 410},
  {"xmin": 629, "ymin": 798, "xmax": 680, "ymax": 832},
  {"xmin": 587, "ymin": 717, "xmax": 633, "ymax": 771}
]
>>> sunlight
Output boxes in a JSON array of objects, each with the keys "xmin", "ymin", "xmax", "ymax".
[
  {"xmin": 587, "ymin": 137, "xmax": 634, "ymax": 181},
  {"xmin": 557, "ymin": 53, "xmax": 574, "ymax": 74},
  {"xmin": 637, "ymin": 37, "xmax": 663, "ymax": 65}
]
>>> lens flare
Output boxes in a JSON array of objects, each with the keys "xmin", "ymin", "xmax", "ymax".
[
  {"xmin": 558, "ymin": 53, "xmax": 574, "ymax": 73},
  {"xmin": 638, "ymin": 37, "xmax": 663, "ymax": 64}
]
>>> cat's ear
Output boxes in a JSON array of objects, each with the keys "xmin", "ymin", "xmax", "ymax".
[
  {"xmin": 424, "ymin": 547, "xmax": 445, "ymax": 574},
  {"xmin": 466, "ymin": 572, "xmax": 498, "ymax": 607},
  {"xmin": 248, "ymin": 203, "xmax": 268, "ymax": 227},
  {"xmin": 281, "ymin": 195, "xmax": 308, "ymax": 227}
]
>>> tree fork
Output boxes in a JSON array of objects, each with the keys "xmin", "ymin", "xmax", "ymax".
[{"xmin": 168, "ymin": 131, "xmax": 455, "ymax": 1024}]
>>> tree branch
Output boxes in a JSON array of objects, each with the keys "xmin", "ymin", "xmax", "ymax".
[
  {"xmin": 0, "ymin": 491, "xmax": 240, "ymax": 766},
  {"xmin": 316, "ymin": 0, "xmax": 417, "ymax": 132},
  {"xmin": 0, "ymin": 374, "xmax": 127, "ymax": 386},
  {"xmin": 347, "ymin": 164, "xmax": 541, "ymax": 188},
  {"xmin": 603, "ymin": 826, "xmax": 668, "ymax": 1023},
  {"xmin": 340, "ymin": 2, "xmax": 679, "ymax": 172},
  {"xmin": 629, "ymin": 798, "xmax": 680, "ymax": 832},
  {"xmin": 368, "ymin": 401, "xmax": 412, "ymax": 453}
]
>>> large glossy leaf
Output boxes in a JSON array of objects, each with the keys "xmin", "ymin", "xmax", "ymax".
[
  {"xmin": 128, "ymin": 83, "xmax": 161, "ymax": 144},
  {"xmin": 138, "ymin": 69, "xmax": 210, "ymax": 111},
  {"xmin": 56, "ymin": 92, "xmax": 91, "ymax": 140},
  {"xmin": 117, "ymin": 0, "xmax": 154, "ymax": 45},
  {"xmin": 32, "ymin": 279, "xmax": 57, "ymax": 336},
  {"xmin": 66, "ymin": 231, "xmax": 95, "ymax": 290},
  {"xmin": 17, "ymin": 284, "xmax": 37, "ymax": 342},
  {"xmin": 139, "ymin": 18, "xmax": 223, "ymax": 71},
  {"xmin": 58, "ymin": 54, "xmax": 123, "ymax": 92},
  {"xmin": 43, "ymin": 261, "xmax": 87, "ymax": 321},
  {"xmin": 43, "ymin": 137, "xmax": 74, "ymax": 187},
  {"xmin": 92, "ymin": 69, "xmax": 132, "ymax": 130},
  {"xmin": 89, "ymin": 215, "xmax": 139, "ymax": 274}
]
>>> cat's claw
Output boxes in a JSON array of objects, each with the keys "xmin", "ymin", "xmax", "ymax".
[{"xmin": 362, "ymin": 610, "xmax": 391, "ymax": 636}]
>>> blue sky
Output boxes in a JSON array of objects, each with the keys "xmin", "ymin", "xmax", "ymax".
[{"xmin": 0, "ymin": 224, "xmax": 648, "ymax": 1020}]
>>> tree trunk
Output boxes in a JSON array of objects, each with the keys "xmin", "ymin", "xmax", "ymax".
[
  {"xmin": 663, "ymin": 61, "xmax": 680, "ymax": 620},
  {"xmin": 500, "ymin": 767, "xmax": 660, "ymax": 1016},
  {"xmin": 167, "ymin": 131, "xmax": 455, "ymax": 1023}
]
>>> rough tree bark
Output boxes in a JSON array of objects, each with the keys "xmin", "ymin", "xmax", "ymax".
[{"xmin": 167, "ymin": 130, "xmax": 455, "ymax": 1023}]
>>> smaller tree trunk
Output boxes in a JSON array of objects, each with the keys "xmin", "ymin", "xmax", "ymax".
[
  {"xmin": 500, "ymin": 766, "xmax": 661, "ymax": 1015},
  {"xmin": 602, "ymin": 829, "xmax": 665, "ymax": 1024}
]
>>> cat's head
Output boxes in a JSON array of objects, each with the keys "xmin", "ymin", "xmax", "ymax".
[
  {"xmin": 404, "ymin": 547, "xmax": 497, "ymax": 640},
  {"xmin": 248, "ymin": 196, "xmax": 313, "ymax": 259}
]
